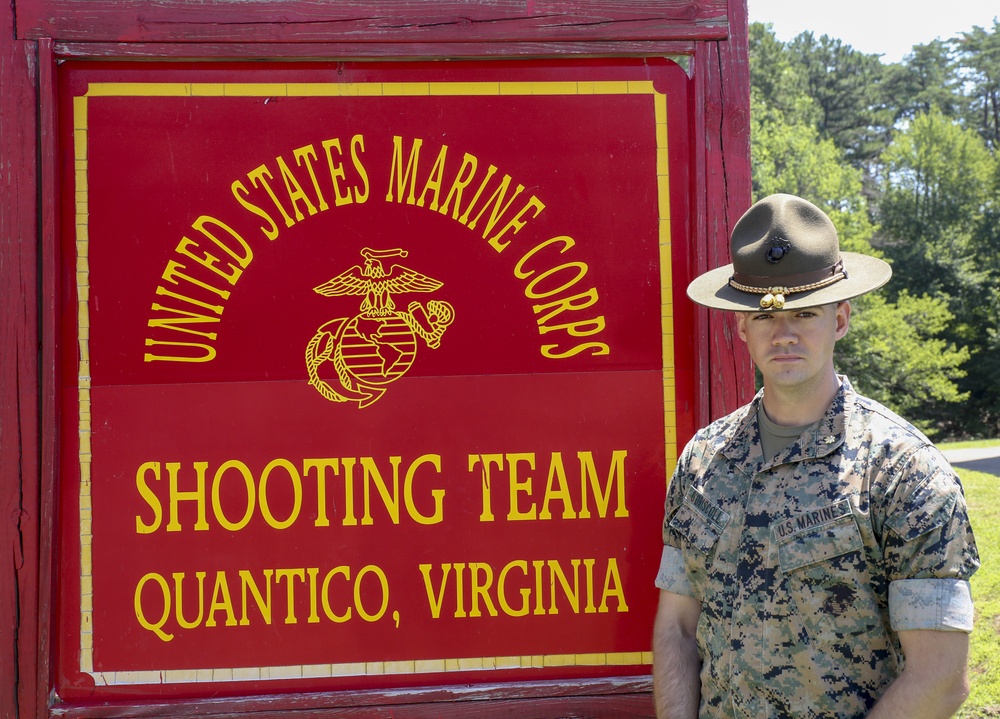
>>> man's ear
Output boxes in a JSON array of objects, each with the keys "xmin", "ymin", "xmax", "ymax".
[
  {"xmin": 735, "ymin": 312, "xmax": 748, "ymax": 343},
  {"xmin": 834, "ymin": 301, "xmax": 851, "ymax": 340}
]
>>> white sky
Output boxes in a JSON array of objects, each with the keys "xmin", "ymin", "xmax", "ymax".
[{"xmin": 747, "ymin": 0, "xmax": 1000, "ymax": 63}]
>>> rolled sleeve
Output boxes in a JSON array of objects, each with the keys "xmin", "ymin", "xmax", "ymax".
[
  {"xmin": 889, "ymin": 578, "xmax": 974, "ymax": 632},
  {"xmin": 655, "ymin": 544, "xmax": 694, "ymax": 597}
]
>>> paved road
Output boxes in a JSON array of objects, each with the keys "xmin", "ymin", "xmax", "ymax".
[{"xmin": 941, "ymin": 447, "xmax": 1000, "ymax": 477}]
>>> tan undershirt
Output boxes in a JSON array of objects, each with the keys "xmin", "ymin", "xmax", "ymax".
[{"xmin": 758, "ymin": 406, "xmax": 812, "ymax": 461}]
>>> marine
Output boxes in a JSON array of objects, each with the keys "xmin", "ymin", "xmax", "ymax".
[{"xmin": 652, "ymin": 194, "xmax": 980, "ymax": 719}]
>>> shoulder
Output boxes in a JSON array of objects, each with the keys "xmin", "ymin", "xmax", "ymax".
[
  {"xmin": 846, "ymin": 389, "xmax": 955, "ymax": 492},
  {"xmin": 677, "ymin": 400, "xmax": 755, "ymax": 472},
  {"xmin": 849, "ymin": 392, "xmax": 939, "ymax": 458},
  {"xmin": 690, "ymin": 400, "xmax": 754, "ymax": 448}
]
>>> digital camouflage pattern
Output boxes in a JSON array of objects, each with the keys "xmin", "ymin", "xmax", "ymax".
[{"xmin": 658, "ymin": 377, "xmax": 980, "ymax": 719}]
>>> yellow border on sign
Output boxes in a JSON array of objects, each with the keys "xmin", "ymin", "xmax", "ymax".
[{"xmin": 74, "ymin": 80, "xmax": 676, "ymax": 686}]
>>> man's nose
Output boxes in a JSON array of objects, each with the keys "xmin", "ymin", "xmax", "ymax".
[{"xmin": 772, "ymin": 317, "xmax": 798, "ymax": 344}]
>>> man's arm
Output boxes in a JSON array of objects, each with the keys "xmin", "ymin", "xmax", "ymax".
[
  {"xmin": 652, "ymin": 589, "xmax": 702, "ymax": 719},
  {"xmin": 866, "ymin": 629, "xmax": 970, "ymax": 719}
]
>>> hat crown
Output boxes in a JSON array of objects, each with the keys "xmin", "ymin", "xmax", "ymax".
[
  {"xmin": 684, "ymin": 192, "xmax": 891, "ymax": 311},
  {"xmin": 731, "ymin": 194, "xmax": 840, "ymax": 282}
]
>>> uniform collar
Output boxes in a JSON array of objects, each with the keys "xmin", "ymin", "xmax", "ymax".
[{"xmin": 723, "ymin": 376, "xmax": 854, "ymax": 472}]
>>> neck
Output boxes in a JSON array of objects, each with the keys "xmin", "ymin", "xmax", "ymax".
[{"xmin": 761, "ymin": 369, "xmax": 841, "ymax": 427}]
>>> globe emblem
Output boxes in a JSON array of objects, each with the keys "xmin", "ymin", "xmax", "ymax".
[
  {"xmin": 339, "ymin": 313, "xmax": 418, "ymax": 386},
  {"xmin": 306, "ymin": 247, "xmax": 454, "ymax": 407}
]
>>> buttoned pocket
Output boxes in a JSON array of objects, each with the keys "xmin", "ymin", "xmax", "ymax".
[
  {"xmin": 770, "ymin": 500, "xmax": 884, "ymax": 643},
  {"xmin": 669, "ymin": 486, "xmax": 729, "ymax": 556},
  {"xmin": 773, "ymin": 503, "xmax": 862, "ymax": 572}
]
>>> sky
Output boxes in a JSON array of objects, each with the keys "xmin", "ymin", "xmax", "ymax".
[{"xmin": 747, "ymin": 0, "xmax": 999, "ymax": 63}]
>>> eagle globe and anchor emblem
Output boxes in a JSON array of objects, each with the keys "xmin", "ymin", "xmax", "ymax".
[{"xmin": 305, "ymin": 247, "xmax": 455, "ymax": 408}]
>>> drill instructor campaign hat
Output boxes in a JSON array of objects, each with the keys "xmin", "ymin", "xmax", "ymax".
[{"xmin": 686, "ymin": 193, "xmax": 892, "ymax": 311}]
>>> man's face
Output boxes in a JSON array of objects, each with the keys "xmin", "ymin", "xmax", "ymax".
[{"xmin": 736, "ymin": 302, "xmax": 850, "ymax": 391}]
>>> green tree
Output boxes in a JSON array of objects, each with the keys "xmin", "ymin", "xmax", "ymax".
[
  {"xmin": 749, "ymin": 23, "xmax": 818, "ymax": 128},
  {"xmin": 749, "ymin": 26, "xmax": 866, "ymax": 218},
  {"xmin": 877, "ymin": 109, "xmax": 994, "ymax": 305},
  {"xmin": 877, "ymin": 108, "xmax": 999, "ymax": 435},
  {"xmin": 882, "ymin": 39, "xmax": 963, "ymax": 124},
  {"xmin": 956, "ymin": 20, "xmax": 1000, "ymax": 151},
  {"xmin": 787, "ymin": 32, "xmax": 894, "ymax": 167},
  {"xmin": 835, "ymin": 292, "xmax": 970, "ymax": 434},
  {"xmin": 751, "ymin": 95, "xmax": 861, "ymax": 205},
  {"xmin": 749, "ymin": 27, "xmax": 974, "ymax": 433}
]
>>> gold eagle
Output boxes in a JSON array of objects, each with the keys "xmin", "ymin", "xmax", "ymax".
[{"xmin": 313, "ymin": 247, "xmax": 443, "ymax": 316}]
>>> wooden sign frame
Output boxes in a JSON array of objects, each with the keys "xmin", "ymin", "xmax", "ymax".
[{"xmin": 0, "ymin": 2, "xmax": 754, "ymax": 717}]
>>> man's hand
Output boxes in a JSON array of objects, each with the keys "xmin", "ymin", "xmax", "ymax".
[
  {"xmin": 652, "ymin": 589, "xmax": 702, "ymax": 719},
  {"xmin": 866, "ymin": 629, "xmax": 970, "ymax": 719}
]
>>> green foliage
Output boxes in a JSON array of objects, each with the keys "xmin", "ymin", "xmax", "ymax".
[
  {"xmin": 748, "ymin": 23, "xmax": 818, "ymax": 128},
  {"xmin": 750, "ymin": 95, "xmax": 862, "ymax": 204},
  {"xmin": 877, "ymin": 110, "xmax": 1000, "ymax": 436},
  {"xmin": 955, "ymin": 20, "xmax": 1000, "ymax": 151},
  {"xmin": 786, "ymin": 32, "xmax": 894, "ymax": 166},
  {"xmin": 882, "ymin": 40, "xmax": 963, "ymax": 124},
  {"xmin": 750, "ymin": 20, "xmax": 1000, "ymax": 438},
  {"xmin": 878, "ymin": 109, "xmax": 994, "ymax": 306},
  {"xmin": 835, "ymin": 292, "xmax": 969, "ymax": 433},
  {"xmin": 880, "ymin": 109, "xmax": 993, "ymax": 253}
]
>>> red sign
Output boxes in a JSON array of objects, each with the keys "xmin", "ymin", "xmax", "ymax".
[{"xmin": 56, "ymin": 59, "xmax": 692, "ymax": 699}]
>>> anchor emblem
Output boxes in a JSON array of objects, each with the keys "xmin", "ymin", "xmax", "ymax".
[{"xmin": 305, "ymin": 248, "xmax": 454, "ymax": 408}]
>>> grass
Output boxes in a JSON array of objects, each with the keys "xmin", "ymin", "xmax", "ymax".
[
  {"xmin": 957, "ymin": 467, "xmax": 1000, "ymax": 719},
  {"xmin": 940, "ymin": 439, "xmax": 1000, "ymax": 451}
]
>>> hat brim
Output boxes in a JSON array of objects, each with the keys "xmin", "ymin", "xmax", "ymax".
[{"xmin": 686, "ymin": 252, "xmax": 892, "ymax": 311}]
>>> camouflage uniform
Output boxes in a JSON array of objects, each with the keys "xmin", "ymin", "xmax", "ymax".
[{"xmin": 656, "ymin": 377, "xmax": 980, "ymax": 719}]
